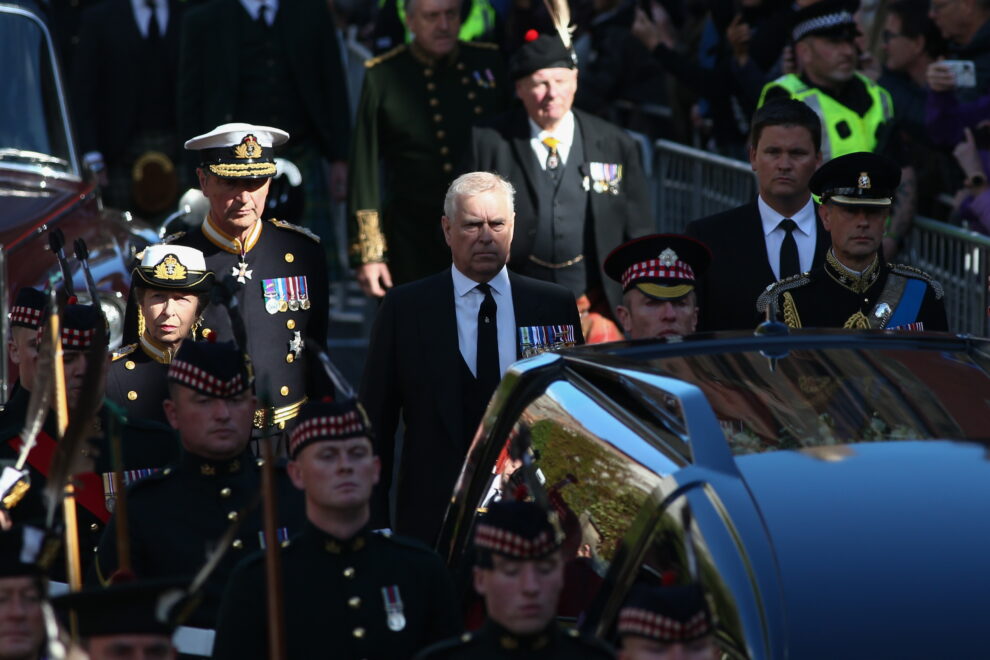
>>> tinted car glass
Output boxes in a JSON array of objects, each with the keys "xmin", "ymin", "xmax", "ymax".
[{"xmin": 647, "ymin": 347, "xmax": 990, "ymax": 454}]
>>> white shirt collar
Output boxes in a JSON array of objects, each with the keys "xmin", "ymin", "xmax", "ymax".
[
  {"xmin": 527, "ymin": 111, "xmax": 575, "ymax": 145},
  {"xmin": 758, "ymin": 195, "xmax": 816, "ymax": 237},
  {"xmin": 239, "ymin": 0, "xmax": 279, "ymax": 21},
  {"xmin": 451, "ymin": 263, "xmax": 510, "ymax": 297}
]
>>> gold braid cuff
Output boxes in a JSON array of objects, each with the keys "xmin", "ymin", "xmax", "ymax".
[
  {"xmin": 782, "ymin": 292, "xmax": 802, "ymax": 329},
  {"xmin": 350, "ymin": 210, "xmax": 387, "ymax": 264}
]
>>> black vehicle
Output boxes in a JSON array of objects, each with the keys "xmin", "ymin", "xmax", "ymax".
[{"xmin": 438, "ymin": 330, "xmax": 990, "ymax": 658}]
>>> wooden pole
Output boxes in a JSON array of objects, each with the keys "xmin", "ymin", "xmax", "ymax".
[{"xmin": 260, "ymin": 425, "xmax": 286, "ymax": 660}]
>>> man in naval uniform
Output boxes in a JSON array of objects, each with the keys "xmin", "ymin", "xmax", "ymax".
[
  {"xmin": 170, "ymin": 123, "xmax": 331, "ymax": 436},
  {"xmin": 465, "ymin": 30, "xmax": 652, "ymax": 343},
  {"xmin": 602, "ymin": 234, "xmax": 712, "ymax": 340},
  {"xmin": 758, "ymin": 152, "xmax": 947, "ymax": 331},
  {"xmin": 616, "ymin": 583, "xmax": 719, "ymax": 660},
  {"xmin": 414, "ymin": 499, "xmax": 615, "ymax": 659},
  {"xmin": 107, "ymin": 244, "xmax": 214, "ymax": 426},
  {"xmin": 212, "ymin": 398, "xmax": 459, "ymax": 659},
  {"xmin": 348, "ymin": 0, "xmax": 508, "ymax": 297},
  {"xmin": 92, "ymin": 340, "xmax": 306, "ymax": 657}
]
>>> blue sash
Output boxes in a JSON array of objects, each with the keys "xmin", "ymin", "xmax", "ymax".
[{"xmin": 886, "ymin": 279, "xmax": 927, "ymax": 328}]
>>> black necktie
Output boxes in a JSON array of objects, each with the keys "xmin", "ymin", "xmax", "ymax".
[
  {"xmin": 476, "ymin": 283, "xmax": 500, "ymax": 393},
  {"xmin": 778, "ymin": 218, "xmax": 800, "ymax": 279},
  {"xmin": 146, "ymin": 0, "xmax": 160, "ymax": 40},
  {"xmin": 257, "ymin": 3, "xmax": 269, "ymax": 27}
]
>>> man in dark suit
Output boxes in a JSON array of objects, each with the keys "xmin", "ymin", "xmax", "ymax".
[
  {"xmin": 72, "ymin": 0, "xmax": 185, "ymax": 217},
  {"xmin": 685, "ymin": 99, "xmax": 828, "ymax": 332},
  {"xmin": 361, "ymin": 172, "xmax": 583, "ymax": 545},
  {"xmin": 177, "ymin": 0, "xmax": 350, "ymax": 247},
  {"xmin": 464, "ymin": 31, "xmax": 652, "ymax": 344}
]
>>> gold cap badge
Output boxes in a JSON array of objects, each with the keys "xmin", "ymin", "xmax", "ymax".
[
  {"xmin": 153, "ymin": 254, "xmax": 187, "ymax": 281},
  {"xmin": 233, "ymin": 134, "xmax": 261, "ymax": 160}
]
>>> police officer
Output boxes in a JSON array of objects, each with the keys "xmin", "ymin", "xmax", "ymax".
[
  {"xmin": 758, "ymin": 152, "xmax": 948, "ymax": 331},
  {"xmin": 616, "ymin": 583, "xmax": 719, "ymax": 660},
  {"xmin": 759, "ymin": 0, "xmax": 894, "ymax": 161},
  {"xmin": 213, "ymin": 398, "xmax": 459, "ymax": 659},
  {"xmin": 169, "ymin": 123, "xmax": 331, "ymax": 435},
  {"xmin": 93, "ymin": 340, "xmax": 306, "ymax": 654},
  {"xmin": 107, "ymin": 244, "xmax": 214, "ymax": 426},
  {"xmin": 348, "ymin": 0, "xmax": 508, "ymax": 297},
  {"xmin": 415, "ymin": 500, "xmax": 615, "ymax": 659},
  {"xmin": 603, "ymin": 235, "xmax": 712, "ymax": 339}
]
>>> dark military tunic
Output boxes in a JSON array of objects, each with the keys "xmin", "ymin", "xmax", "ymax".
[
  {"xmin": 213, "ymin": 522, "xmax": 459, "ymax": 659},
  {"xmin": 414, "ymin": 620, "xmax": 615, "ymax": 659},
  {"xmin": 105, "ymin": 334, "xmax": 174, "ymax": 426},
  {"xmin": 169, "ymin": 217, "xmax": 331, "ymax": 428},
  {"xmin": 347, "ymin": 41, "xmax": 508, "ymax": 285},
  {"xmin": 0, "ymin": 388, "xmax": 178, "ymax": 578},
  {"xmin": 92, "ymin": 449, "xmax": 306, "ymax": 629},
  {"xmin": 760, "ymin": 252, "xmax": 948, "ymax": 331}
]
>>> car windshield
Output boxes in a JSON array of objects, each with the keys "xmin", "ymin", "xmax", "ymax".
[
  {"xmin": 647, "ymin": 346, "xmax": 990, "ymax": 454},
  {"xmin": 0, "ymin": 8, "xmax": 73, "ymax": 174}
]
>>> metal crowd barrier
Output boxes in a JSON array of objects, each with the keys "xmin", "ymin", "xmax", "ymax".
[{"xmin": 651, "ymin": 139, "xmax": 990, "ymax": 336}]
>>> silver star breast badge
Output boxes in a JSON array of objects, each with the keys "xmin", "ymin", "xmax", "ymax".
[{"xmin": 288, "ymin": 331, "xmax": 304, "ymax": 359}]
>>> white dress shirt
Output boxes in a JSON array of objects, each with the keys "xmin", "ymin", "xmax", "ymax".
[
  {"xmin": 239, "ymin": 0, "xmax": 279, "ymax": 24},
  {"xmin": 758, "ymin": 195, "xmax": 817, "ymax": 280},
  {"xmin": 528, "ymin": 111, "xmax": 576, "ymax": 170},
  {"xmin": 131, "ymin": 0, "xmax": 169, "ymax": 38},
  {"xmin": 451, "ymin": 265, "xmax": 516, "ymax": 379}
]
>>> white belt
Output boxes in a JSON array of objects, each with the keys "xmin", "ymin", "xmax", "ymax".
[{"xmin": 173, "ymin": 626, "xmax": 215, "ymax": 657}]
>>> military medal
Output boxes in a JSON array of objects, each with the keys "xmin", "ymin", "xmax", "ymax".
[
  {"xmin": 382, "ymin": 585, "xmax": 406, "ymax": 632},
  {"xmin": 275, "ymin": 278, "xmax": 289, "ymax": 312},
  {"xmin": 298, "ymin": 276, "xmax": 311, "ymax": 310},
  {"xmin": 287, "ymin": 277, "xmax": 300, "ymax": 311},
  {"xmin": 263, "ymin": 279, "xmax": 280, "ymax": 315},
  {"xmin": 232, "ymin": 258, "xmax": 253, "ymax": 284}
]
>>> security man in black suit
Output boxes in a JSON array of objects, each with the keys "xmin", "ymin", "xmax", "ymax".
[
  {"xmin": 361, "ymin": 172, "xmax": 583, "ymax": 546},
  {"xmin": 166, "ymin": 123, "xmax": 331, "ymax": 436},
  {"xmin": 759, "ymin": 152, "xmax": 948, "ymax": 331},
  {"xmin": 107, "ymin": 244, "xmax": 213, "ymax": 426},
  {"xmin": 414, "ymin": 500, "xmax": 615, "ymax": 659},
  {"xmin": 92, "ymin": 340, "xmax": 306, "ymax": 653},
  {"xmin": 686, "ymin": 99, "xmax": 830, "ymax": 332},
  {"xmin": 213, "ymin": 398, "xmax": 460, "ymax": 660},
  {"xmin": 464, "ymin": 30, "xmax": 652, "ymax": 341}
]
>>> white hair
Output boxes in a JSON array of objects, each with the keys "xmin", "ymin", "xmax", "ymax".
[{"xmin": 443, "ymin": 171, "xmax": 515, "ymax": 220}]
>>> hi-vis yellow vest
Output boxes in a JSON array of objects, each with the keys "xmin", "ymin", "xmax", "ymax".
[
  {"xmin": 388, "ymin": 0, "xmax": 496, "ymax": 43},
  {"xmin": 758, "ymin": 73, "xmax": 894, "ymax": 161}
]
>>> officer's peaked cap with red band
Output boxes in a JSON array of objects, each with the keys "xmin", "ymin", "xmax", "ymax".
[
  {"xmin": 167, "ymin": 340, "xmax": 253, "ymax": 398},
  {"xmin": 604, "ymin": 234, "xmax": 712, "ymax": 301}
]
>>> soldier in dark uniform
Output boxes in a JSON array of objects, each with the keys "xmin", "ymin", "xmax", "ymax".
[
  {"xmin": 93, "ymin": 340, "xmax": 305, "ymax": 654},
  {"xmin": 415, "ymin": 500, "xmax": 615, "ymax": 659},
  {"xmin": 5, "ymin": 287, "xmax": 47, "ymax": 401},
  {"xmin": 0, "ymin": 525, "xmax": 49, "ymax": 660},
  {"xmin": 212, "ymin": 397, "xmax": 459, "ymax": 659},
  {"xmin": 348, "ymin": 0, "xmax": 508, "ymax": 297},
  {"xmin": 166, "ymin": 123, "xmax": 331, "ymax": 437},
  {"xmin": 106, "ymin": 244, "xmax": 214, "ymax": 426},
  {"xmin": 758, "ymin": 152, "xmax": 948, "ymax": 331},
  {"xmin": 0, "ymin": 305, "xmax": 178, "ymax": 580},
  {"xmin": 603, "ymin": 235, "xmax": 712, "ymax": 340},
  {"xmin": 616, "ymin": 583, "xmax": 719, "ymax": 660}
]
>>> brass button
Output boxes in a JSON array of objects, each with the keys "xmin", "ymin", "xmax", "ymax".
[
  {"xmin": 348, "ymin": 596, "xmax": 361, "ymax": 609},
  {"xmin": 456, "ymin": 62, "xmax": 465, "ymax": 70},
  {"xmin": 353, "ymin": 627, "xmax": 365, "ymax": 639},
  {"xmin": 286, "ymin": 319, "xmax": 296, "ymax": 330},
  {"xmin": 232, "ymin": 539, "xmax": 243, "ymax": 549},
  {"xmin": 467, "ymin": 91, "xmax": 476, "ymax": 100},
  {"xmin": 125, "ymin": 360, "xmax": 136, "ymax": 370},
  {"xmin": 127, "ymin": 391, "xmax": 138, "ymax": 401},
  {"xmin": 461, "ymin": 76, "xmax": 470, "ymax": 84},
  {"xmin": 163, "ymin": 467, "xmax": 172, "ymax": 476},
  {"xmin": 436, "ymin": 130, "xmax": 446, "ymax": 139},
  {"xmin": 220, "ymin": 487, "xmax": 232, "ymax": 498},
  {"xmin": 474, "ymin": 106, "xmax": 483, "ymax": 115},
  {"xmin": 433, "ymin": 113, "xmax": 443, "ymax": 123},
  {"xmin": 343, "ymin": 566, "xmax": 356, "ymax": 578},
  {"xmin": 440, "ymin": 146, "xmax": 449, "ymax": 155},
  {"xmin": 280, "ymin": 386, "xmax": 289, "ymax": 396},
  {"xmin": 426, "ymin": 82, "xmax": 436, "ymax": 91},
  {"xmin": 89, "ymin": 523, "xmax": 99, "ymax": 531},
  {"xmin": 424, "ymin": 68, "xmax": 433, "ymax": 77},
  {"xmin": 443, "ymin": 163, "xmax": 453, "ymax": 173},
  {"xmin": 429, "ymin": 98, "xmax": 439, "ymax": 107},
  {"xmin": 280, "ymin": 540, "xmax": 290, "ymax": 548},
  {"xmin": 284, "ymin": 253, "xmax": 294, "ymax": 263},
  {"xmin": 227, "ymin": 511, "xmax": 239, "ymax": 521},
  {"xmin": 286, "ymin": 353, "xmax": 294, "ymax": 364}
]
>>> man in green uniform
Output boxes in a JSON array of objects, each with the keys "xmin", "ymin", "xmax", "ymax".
[
  {"xmin": 212, "ymin": 397, "xmax": 459, "ymax": 659},
  {"xmin": 348, "ymin": 0, "xmax": 508, "ymax": 297},
  {"xmin": 616, "ymin": 583, "xmax": 719, "ymax": 660},
  {"xmin": 106, "ymin": 244, "xmax": 214, "ymax": 426},
  {"xmin": 758, "ymin": 152, "xmax": 947, "ymax": 331},
  {"xmin": 758, "ymin": 0, "xmax": 894, "ymax": 161},
  {"xmin": 415, "ymin": 500, "xmax": 615, "ymax": 659}
]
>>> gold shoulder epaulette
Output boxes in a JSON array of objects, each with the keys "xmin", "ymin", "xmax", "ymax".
[
  {"xmin": 112, "ymin": 343, "xmax": 138, "ymax": 362},
  {"xmin": 462, "ymin": 40, "xmax": 499, "ymax": 50},
  {"xmin": 889, "ymin": 263, "xmax": 944, "ymax": 299},
  {"xmin": 365, "ymin": 44, "xmax": 407, "ymax": 69},
  {"xmin": 268, "ymin": 219, "xmax": 321, "ymax": 243},
  {"xmin": 756, "ymin": 272, "xmax": 811, "ymax": 314}
]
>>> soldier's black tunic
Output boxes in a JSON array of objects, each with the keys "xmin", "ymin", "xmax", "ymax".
[
  {"xmin": 168, "ymin": 217, "xmax": 331, "ymax": 423},
  {"xmin": 92, "ymin": 449, "xmax": 305, "ymax": 629},
  {"xmin": 414, "ymin": 620, "xmax": 615, "ymax": 659},
  {"xmin": 105, "ymin": 336, "xmax": 173, "ymax": 426},
  {"xmin": 213, "ymin": 522, "xmax": 459, "ymax": 659},
  {"xmin": 761, "ymin": 253, "xmax": 948, "ymax": 331}
]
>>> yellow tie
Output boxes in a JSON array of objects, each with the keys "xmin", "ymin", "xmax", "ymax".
[{"xmin": 541, "ymin": 136, "xmax": 561, "ymax": 170}]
